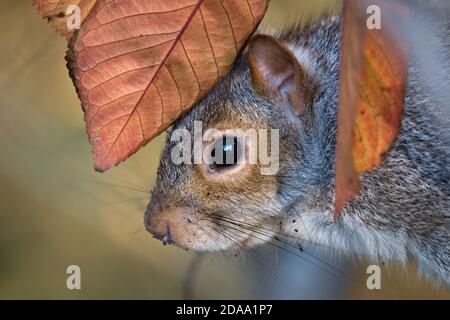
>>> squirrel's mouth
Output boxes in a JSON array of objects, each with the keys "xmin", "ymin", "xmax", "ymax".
[{"xmin": 145, "ymin": 204, "xmax": 277, "ymax": 252}]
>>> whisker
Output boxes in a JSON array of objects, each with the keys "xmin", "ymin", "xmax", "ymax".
[
  {"xmin": 209, "ymin": 217, "xmax": 361, "ymax": 285},
  {"xmin": 86, "ymin": 179, "xmax": 148, "ymax": 194},
  {"xmin": 213, "ymin": 214, "xmax": 351, "ymax": 279},
  {"xmin": 117, "ymin": 207, "xmax": 145, "ymax": 226},
  {"xmin": 218, "ymin": 226, "xmax": 289, "ymax": 291},
  {"xmin": 102, "ymin": 197, "xmax": 148, "ymax": 205},
  {"xmin": 111, "ymin": 176, "xmax": 150, "ymax": 192},
  {"xmin": 208, "ymin": 224, "xmax": 282, "ymax": 296},
  {"xmin": 114, "ymin": 225, "xmax": 146, "ymax": 238}
]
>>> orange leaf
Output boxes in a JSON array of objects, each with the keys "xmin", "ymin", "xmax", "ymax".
[
  {"xmin": 33, "ymin": 0, "xmax": 97, "ymax": 39},
  {"xmin": 35, "ymin": 0, "xmax": 269, "ymax": 171},
  {"xmin": 334, "ymin": 0, "xmax": 411, "ymax": 218}
]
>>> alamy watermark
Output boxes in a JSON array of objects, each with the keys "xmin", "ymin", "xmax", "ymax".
[
  {"xmin": 366, "ymin": 264, "xmax": 381, "ymax": 290},
  {"xmin": 66, "ymin": 265, "xmax": 81, "ymax": 290},
  {"xmin": 170, "ymin": 121, "xmax": 280, "ymax": 175},
  {"xmin": 66, "ymin": 5, "xmax": 81, "ymax": 31},
  {"xmin": 366, "ymin": 4, "xmax": 382, "ymax": 30}
]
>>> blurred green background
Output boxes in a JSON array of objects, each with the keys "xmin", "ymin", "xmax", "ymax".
[{"xmin": 0, "ymin": 0, "xmax": 448, "ymax": 299}]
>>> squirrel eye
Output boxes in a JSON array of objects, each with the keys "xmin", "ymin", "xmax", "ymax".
[{"xmin": 209, "ymin": 135, "xmax": 243, "ymax": 171}]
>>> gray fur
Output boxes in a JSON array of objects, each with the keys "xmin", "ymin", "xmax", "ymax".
[{"xmin": 147, "ymin": 15, "xmax": 449, "ymax": 285}]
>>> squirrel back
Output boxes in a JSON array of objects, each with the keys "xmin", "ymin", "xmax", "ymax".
[{"xmin": 275, "ymin": 15, "xmax": 450, "ymax": 285}]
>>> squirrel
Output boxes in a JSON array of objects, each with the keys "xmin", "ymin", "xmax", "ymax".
[{"xmin": 144, "ymin": 14, "xmax": 450, "ymax": 286}]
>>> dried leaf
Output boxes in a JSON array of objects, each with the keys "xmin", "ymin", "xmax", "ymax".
[
  {"xmin": 33, "ymin": 0, "xmax": 97, "ymax": 39},
  {"xmin": 35, "ymin": 0, "xmax": 269, "ymax": 171},
  {"xmin": 334, "ymin": 0, "xmax": 411, "ymax": 218}
]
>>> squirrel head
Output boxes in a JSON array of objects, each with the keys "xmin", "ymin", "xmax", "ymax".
[{"xmin": 144, "ymin": 32, "xmax": 331, "ymax": 252}]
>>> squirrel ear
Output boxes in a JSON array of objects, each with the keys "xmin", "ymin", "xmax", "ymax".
[{"xmin": 248, "ymin": 34, "xmax": 312, "ymax": 117}]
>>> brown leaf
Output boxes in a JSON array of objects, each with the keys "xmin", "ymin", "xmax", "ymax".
[
  {"xmin": 334, "ymin": 0, "xmax": 411, "ymax": 219},
  {"xmin": 33, "ymin": 0, "xmax": 97, "ymax": 39},
  {"xmin": 37, "ymin": 0, "xmax": 269, "ymax": 171}
]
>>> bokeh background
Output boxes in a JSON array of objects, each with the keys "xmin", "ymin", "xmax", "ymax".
[{"xmin": 0, "ymin": 0, "xmax": 449, "ymax": 299}]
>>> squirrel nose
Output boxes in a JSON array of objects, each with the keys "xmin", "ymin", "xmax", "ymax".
[
  {"xmin": 144, "ymin": 206, "xmax": 176, "ymax": 245},
  {"xmin": 144, "ymin": 201, "xmax": 198, "ymax": 248},
  {"xmin": 149, "ymin": 223, "xmax": 174, "ymax": 246}
]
